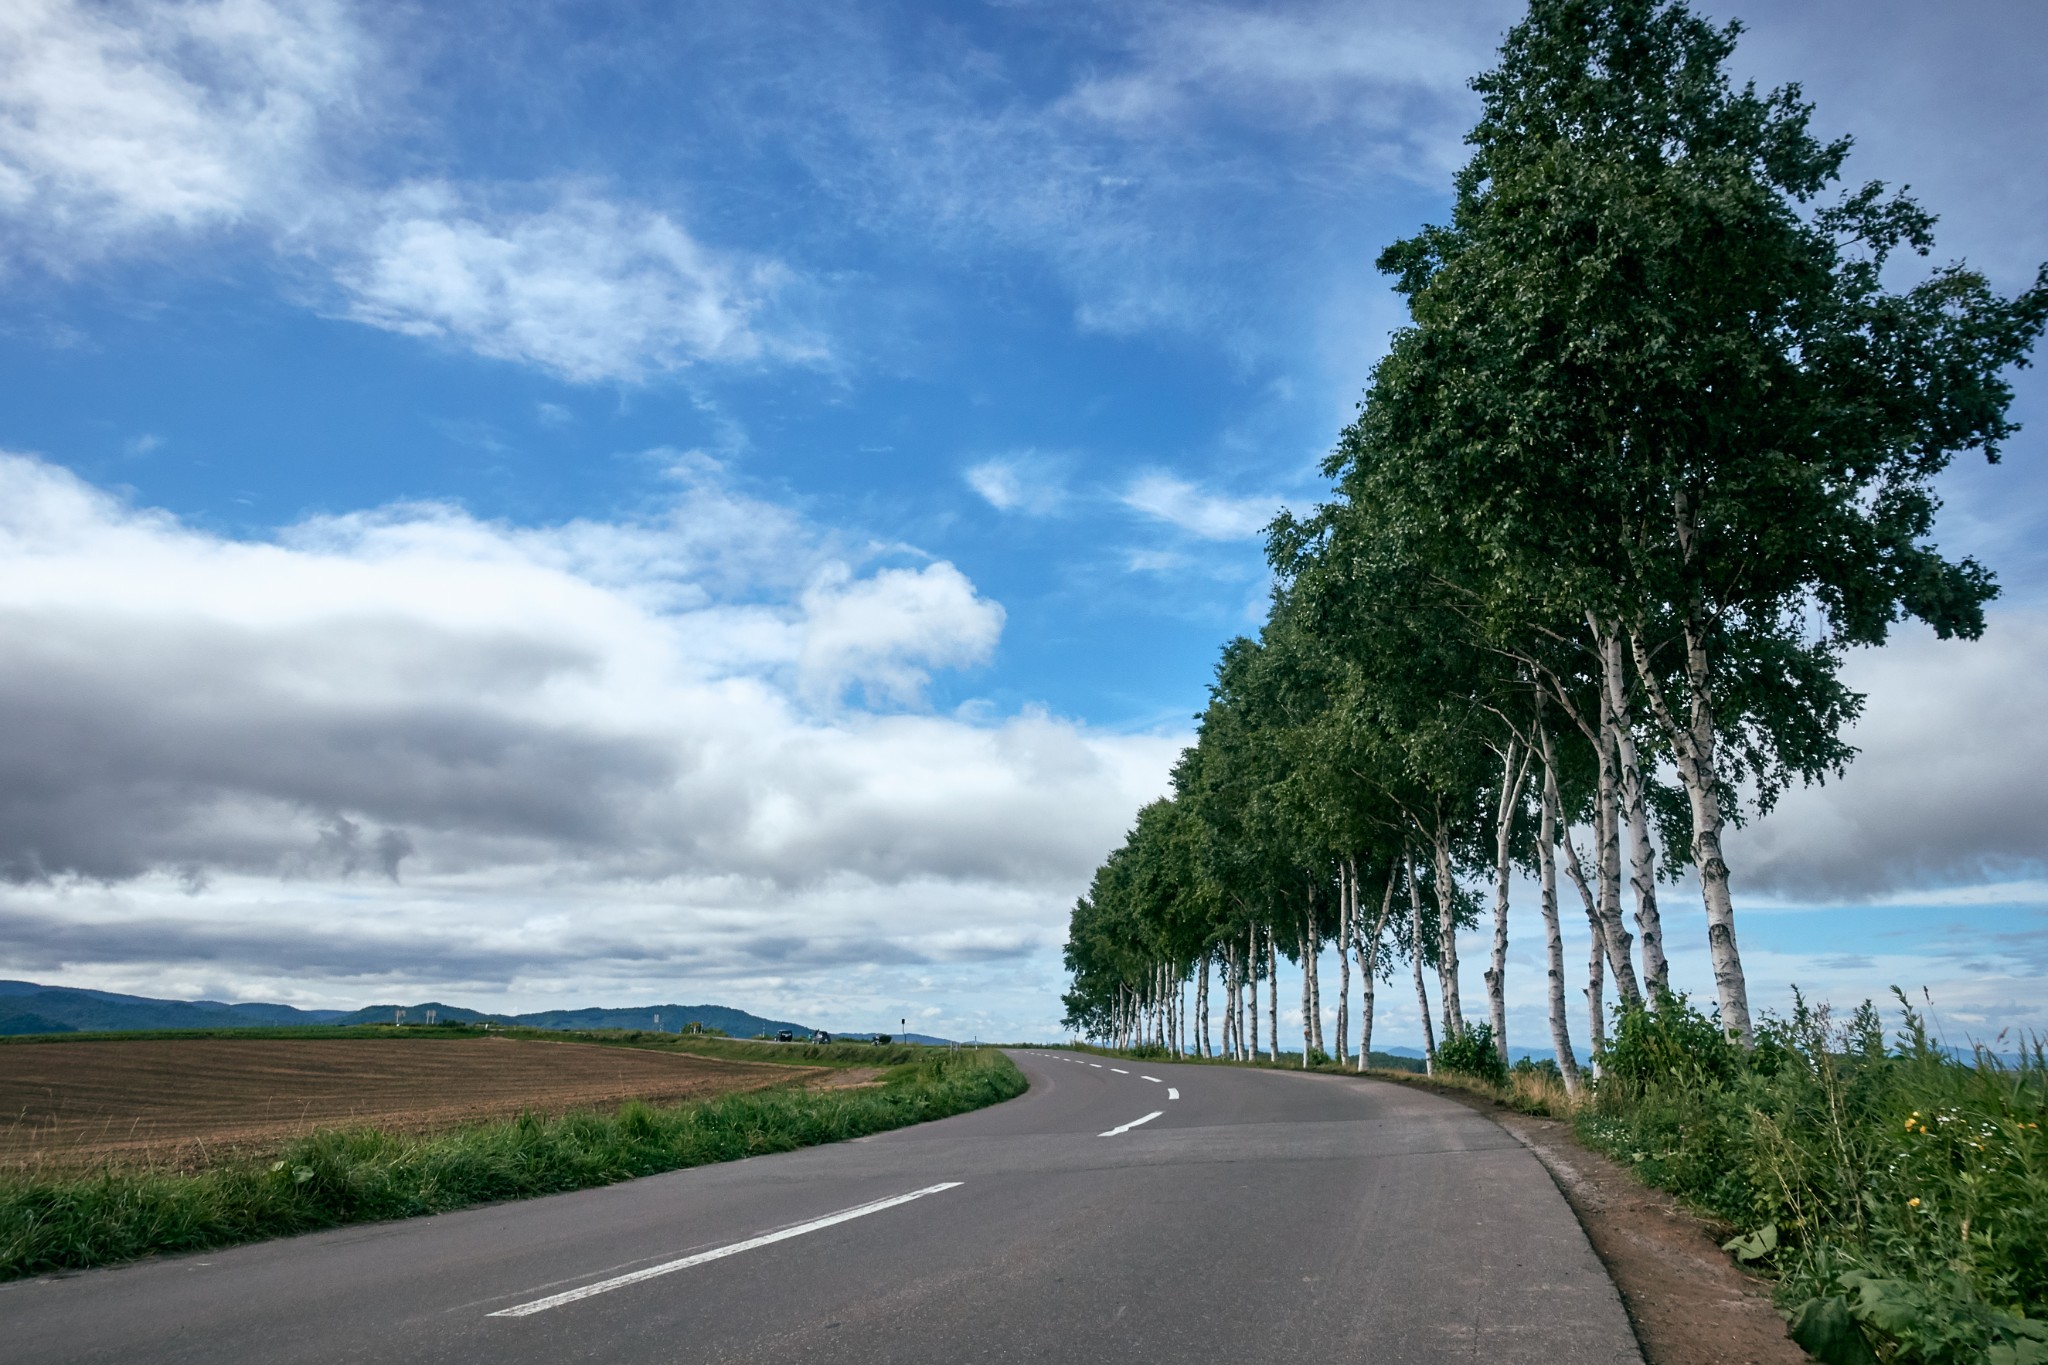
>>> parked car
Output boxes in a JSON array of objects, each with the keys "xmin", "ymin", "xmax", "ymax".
[
  {"xmin": 874, "ymin": 1033, "xmax": 892, "ymax": 1045},
  {"xmin": 776, "ymin": 1030, "xmax": 794, "ymax": 1042}
]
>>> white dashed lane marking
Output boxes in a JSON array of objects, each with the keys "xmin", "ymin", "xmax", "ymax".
[
  {"xmin": 488, "ymin": 1184, "xmax": 964, "ymax": 1317},
  {"xmin": 1098, "ymin": 1111, "xmax": 1163, "ymax": 1138}
]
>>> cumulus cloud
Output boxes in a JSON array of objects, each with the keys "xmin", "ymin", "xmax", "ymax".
[
  {"xmin": 1730, "ymin": 614, "xmax": 2048, "ymax": 899},
  {"xmin": 1121, "ymin": 472, "xmax": 1277, "ymax": 540},
  {"xmin": 798, "ymin": 562, "xmax": 1004, "ymax": 706},
  {"xmin": 0, "ymin": 454, "xmax": 1176, "ymax": 1026}
]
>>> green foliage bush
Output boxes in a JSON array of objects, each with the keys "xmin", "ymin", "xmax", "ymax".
[
  {"xmin": 1435, "ymin": 1022, "xmax": 1508, "ymax": 1086},
  {"xmin": 1578, "ymin": 991, "xmax": 2048, "ymax": 1365},
  {"xmin": 0, "ymin": 1048, "xmax": 1024, "ymax": 1281}
]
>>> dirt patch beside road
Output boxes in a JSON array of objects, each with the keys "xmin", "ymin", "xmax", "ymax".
[{"xmin": 0, "ymin": 1037, "xmax": 815, "ymax": 1172}]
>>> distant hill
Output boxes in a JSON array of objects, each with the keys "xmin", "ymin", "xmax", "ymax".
[
  {"xmin": 0, "ymin": 980, "xmax": 347, "ymax": 1032},
  {"xmin": 0, "ymin": 1012, "xmax": 77, "ymax": 1036},
  {"xmin": 0, "ymin": 981, "xmax": 816, "ymax": 1040},
  {"xmin": 325, "ymin": 1003, "xmax": 817, "ymax": 1037}
]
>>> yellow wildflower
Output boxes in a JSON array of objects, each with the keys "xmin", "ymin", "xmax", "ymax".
[{"xmin": 1909, "ymin": 1198, "xmax": 1921, "ymax": 1208}]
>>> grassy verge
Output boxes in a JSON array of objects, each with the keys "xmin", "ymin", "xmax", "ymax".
[
  {"xmin": 1569, "ymin": 994, "xmax": 2047, "ymax": 1365},
  {"xmin": 575, "ymin": 1030, "xmax": 929, "ymax": 1069},
  {"xmin": 0, "ymin": 1046, "xmax": 1023, "ymax": 1281}
]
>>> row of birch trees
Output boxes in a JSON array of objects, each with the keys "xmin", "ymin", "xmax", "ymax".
[{"xmin": 1061, "ymin": 0, "xmax": 2046, "ymax": 1083}]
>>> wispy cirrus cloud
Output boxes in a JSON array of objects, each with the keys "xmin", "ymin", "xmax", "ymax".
[
  {"xmin": 337, "ymin": 185, "xmax": 814, "ymax": 383},
  {"xmin": 1121, "ymin": 471, "xmax": 1278, "ymax": 541},
  {"xmin": 964, "ymin": 454, "xmax": 1068, "ymax": 516},
  {"xmin": 0, "ymin": 0, "xmax": 358, "ymax": 259},
  {"xmin": 0, "ymin": 1, "xmax": 814, "ymax": 383}
]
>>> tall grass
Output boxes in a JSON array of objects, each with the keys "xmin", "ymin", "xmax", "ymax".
[
  {"xmin": 0, "ymin": 1048, "xmax": 1023, "ymax": 1281},
  {"xmin": 1577, "ymin": 992, "xmax": 2047, "ymax": 1365}
]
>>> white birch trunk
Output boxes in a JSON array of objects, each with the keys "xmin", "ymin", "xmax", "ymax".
[
  {"xmin": 1631, "ymin": 621, "xmax": 1754, "ymax": 1045},
  {"xmin": 1223, "ymin": 943, "xmax": 1237, "ymax": 1059},
  {"xmin": 1590, "ymin": 710, "xmax": 1645, "ymax": 1009},
  {"xmin": 1236, "ymin": 933, "xmax": 1253, "ymax": 1064},
  {"xmin": 1219, "ymin": 946, "xmax": 1231, "ymax": 1059},
  {"xmin": 1179, "ymin": 970, "xmax": 1196, "ymax": 1055},
  {"xmin": 1432, "ymin": 816, "xmax": 1463, "ymax": 1037},
  {"xmin": 1266, "ymin": 925, "xmax": 1279, "ymax": 1063},
  {"xmin": 1405, "ymin": 852, "xmax": 1438, "ymax": 1074},
  {"xmin": 1306, "ymin": 896, "xmax": 1324, "ymax": 1058},
  {"xmin": 1335, "ymin": 863, "xmax": 1352, "ymax": 1068},
  {"xmin": 1358, "ymin": 864, "xmax": 1396, "ymax": 1072},
  {"xmin": 1557, "ymin": 815, "xmax": 1607, "ymax": 1074},
  {"xmin": 1487, "ymin": 740, "xmax": 1531, "ymax": 1061},
  {"xmin": 1300, "ymin": 921, "xmax": 1314, "ymax": 1069},
  {"xmin": 1536, "ymin": 730, "xmax": 1583, "ymax": 1097},
  {"xmin": 1599, "ymin": 621, "xmax": 1669, "ymax": 995}
]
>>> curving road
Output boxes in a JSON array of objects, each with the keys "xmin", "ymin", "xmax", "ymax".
[{"xmin": 3, "ymin": 1050, "xmax": 1642, "ymax": 1363}]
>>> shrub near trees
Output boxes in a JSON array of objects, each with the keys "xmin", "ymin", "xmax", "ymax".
[{"xmin": 1063, "ymin": 2, "xmax": 2044, "ymax": 1357}]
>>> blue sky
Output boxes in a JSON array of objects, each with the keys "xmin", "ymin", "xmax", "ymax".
[{"xmin": 0, "ymin": 0, "xmax": 2044, "ymax": 1046}]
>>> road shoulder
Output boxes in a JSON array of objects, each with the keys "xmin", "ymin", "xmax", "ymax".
[{"xmin": 1343, "ymin": 1072, "xmax": 1809, "ymax": 1365}]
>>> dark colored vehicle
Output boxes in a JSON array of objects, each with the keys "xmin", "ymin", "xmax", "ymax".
[
  {"xmin": 874, "ymin": 1034, "xmax": 892, "ymax": 1046},
  {"xmin": 811, "ymin": 1030, "xmax": 832, "ymax": 1044},
  {"xmin": 776, "ymin": 1030, "xmax": 794, "ymax": 1042}
]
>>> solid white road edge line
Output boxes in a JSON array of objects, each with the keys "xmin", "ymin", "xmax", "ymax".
[
  {"xmin": 1098, "ymin": 1111, "xmax": 1163, "ymax": 1138},
  {"xmin": 1168, "ymin": 1088, "xmax": 1179, "ymax": 1099},
  {"xmin": 486, "ymin": 1182, "xmax": 965, "ymax": 1318}
]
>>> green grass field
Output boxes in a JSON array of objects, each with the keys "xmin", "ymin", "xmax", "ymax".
[
  {"xmin": 0, "ymin": 1043, "xmax": 1023, "ymax": 1280},
  {"xmin": 0, "ymin": 1021, "xmax": 924, "ymax": 1066}
]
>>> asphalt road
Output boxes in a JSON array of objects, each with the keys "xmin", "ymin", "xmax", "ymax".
[{"xmin": 3, "ymin": 1051, "xmax": 1643, "ymax": 1363}]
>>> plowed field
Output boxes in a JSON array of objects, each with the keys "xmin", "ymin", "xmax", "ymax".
[{"xmin": 0, "ymin": 1038, "xmax": 816, "ymax": 1171}]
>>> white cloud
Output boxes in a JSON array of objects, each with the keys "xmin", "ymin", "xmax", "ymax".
[
  {"xmin": 798, "ymin": 561, "xmax": 1004, "ymax": 706},
  {"xmin": 1121, "ymin": 471, "xmax": 1276, "ymax": 540},
  {"xmin": 337, "ymin": 185, "xmax": 810, "ymax": 383},
  {"xmin": 0, "ymin": 3, "xmax": 815, "ymax": 383},
  {"xmin": 0, "ymin": 453, "xmax": 1176, "ymax": 1031},
  {"xmin": 1730, "ymin": 613, "xmax": 2048, "ymax": 898},
  {"xmin": 1062, "ymin": 1, "xmax": 1503, "ymax": 176},
  {"xmin": 964, "ymin": 455, "xmax": 1065, "ymax": 515},
  {"xmin": 0, "ymin": 0, "xmax": 357, "ymax": 260}
]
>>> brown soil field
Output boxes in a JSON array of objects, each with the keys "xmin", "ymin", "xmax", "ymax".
[{"xmin": 0, "ymin": 1038, "xmax": 818, "ymax": 1172}]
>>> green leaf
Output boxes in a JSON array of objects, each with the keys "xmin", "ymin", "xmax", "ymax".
[
  {"xmin": 1990, "ymin": 1341, "xmax": 2048, "ymax": 1365},
  {"xmin": 1787, "ymin": 1298, "xmax": 1880, "ymax": 1365},
  {"xmin": 1721, "ymin": 1223, "xmax": 1778, "ymax": 1262}
]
